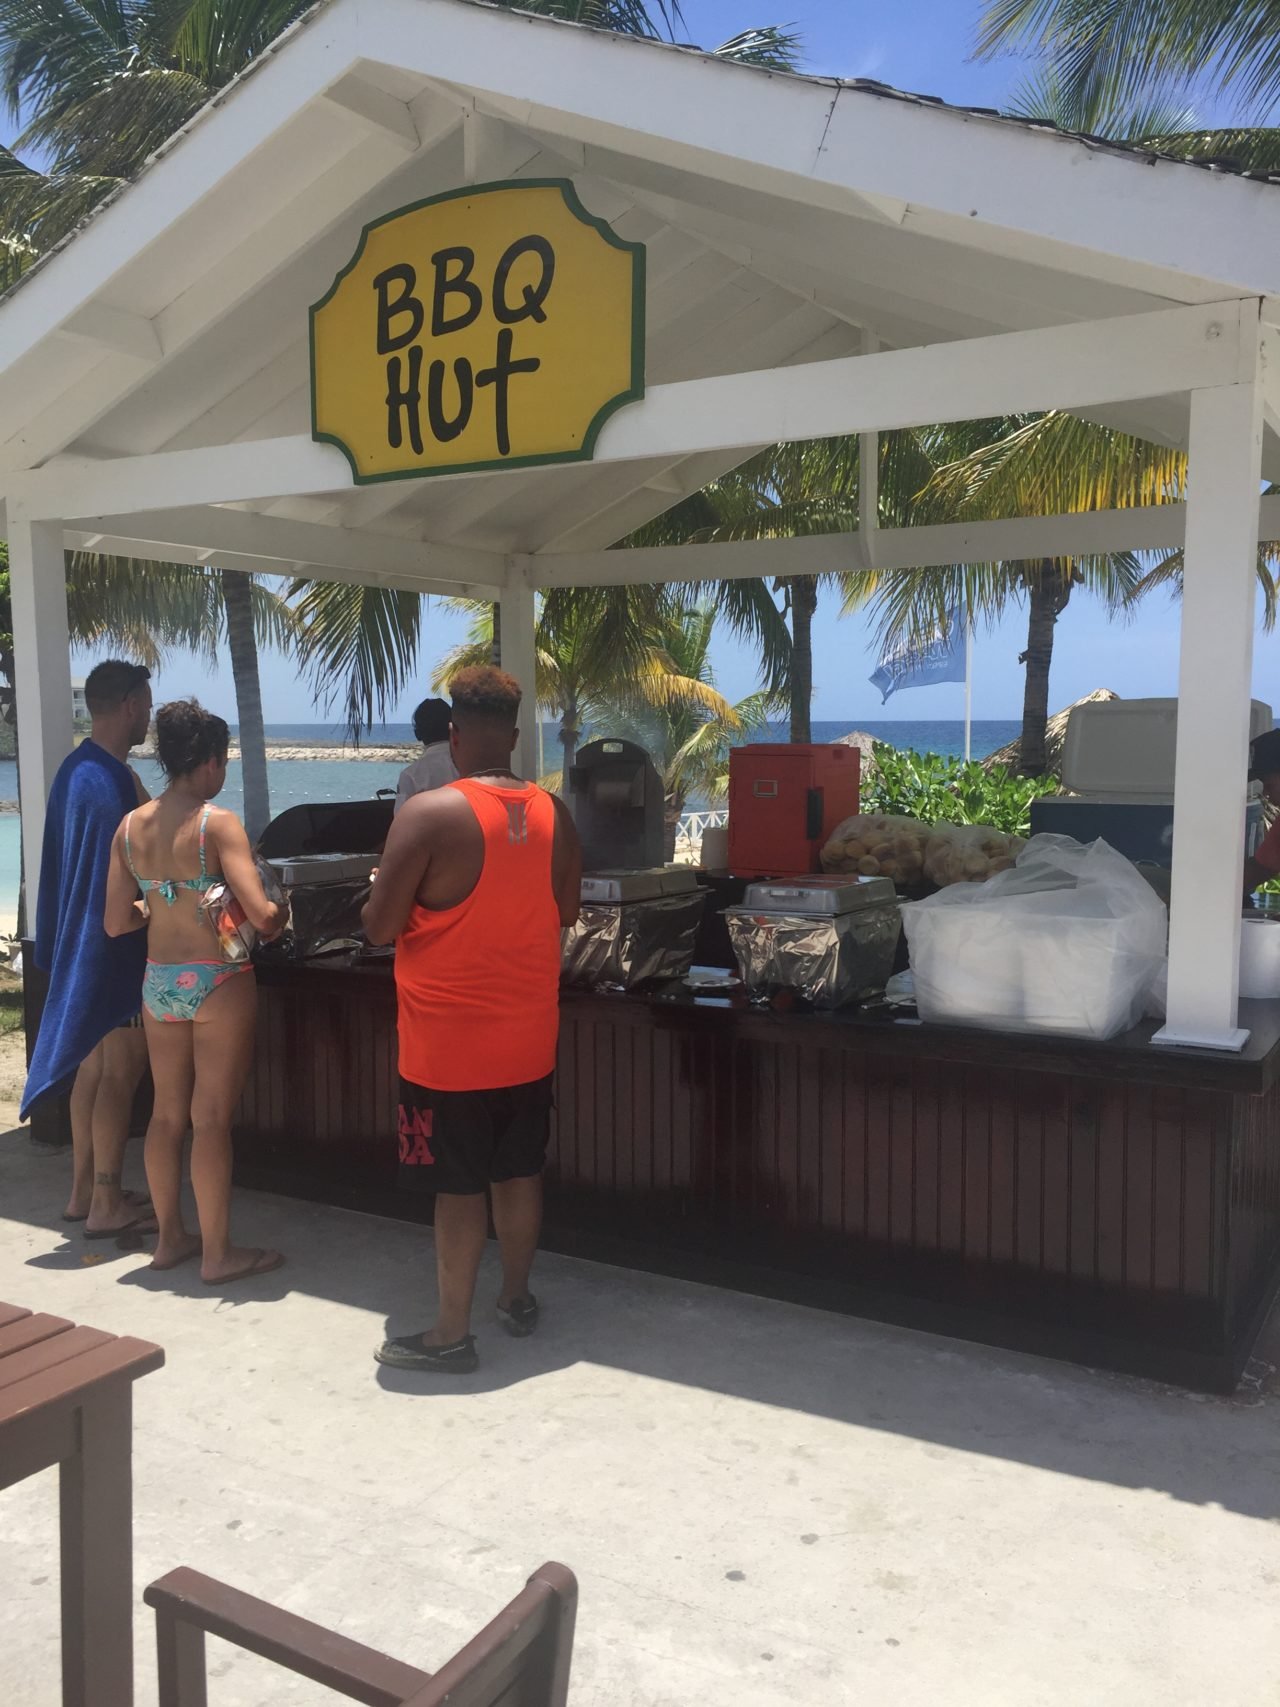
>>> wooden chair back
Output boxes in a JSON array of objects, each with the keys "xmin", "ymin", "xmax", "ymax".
[{"xmin": 144, "ymin": 1561, "xmax": 576, "ymax": 1707}]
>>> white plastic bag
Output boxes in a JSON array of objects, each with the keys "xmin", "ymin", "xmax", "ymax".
[{"xmin": 901, "ymin": 834, "xmax": 1168, "ymax": 1040}]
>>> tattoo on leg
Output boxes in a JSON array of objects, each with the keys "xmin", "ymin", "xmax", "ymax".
[{"xmin": 95, "ymin": 1171, "xmax": 121, "ymax": 1187}]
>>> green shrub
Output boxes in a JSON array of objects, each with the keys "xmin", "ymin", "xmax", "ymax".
[{"xmin": 863, "ymin": 744, "xmax": 1057, "ymax": 838}]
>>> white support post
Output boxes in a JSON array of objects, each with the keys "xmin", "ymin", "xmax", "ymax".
[
  {"xmin": 500, "ymin": 563, "xmax": 539, "ymax": 785},
  {"xmin": 9, "ymin": 513, "xmax": 72, "ymax": 912},
  {"xmin": 1155, "ymin": 332, "xmax": 1266, "ymax": 1052},
  {"xmin": 858, "ymin": 330, "xmax": 879, "ymax": 567}
]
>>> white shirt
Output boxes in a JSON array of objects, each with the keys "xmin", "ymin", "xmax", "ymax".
[{"xmin": 394, "ymin": 741, "xmax": 458, "ymax": 814}]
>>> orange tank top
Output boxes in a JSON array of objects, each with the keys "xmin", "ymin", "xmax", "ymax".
[{"xmin": 395, "ymin": 777, "xmax": 562, "ymax": 1092}]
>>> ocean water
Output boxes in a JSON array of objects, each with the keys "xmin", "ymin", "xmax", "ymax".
[{"xmin": 0, "ymin": 719, "xmax": 1020, "ymax": 922}]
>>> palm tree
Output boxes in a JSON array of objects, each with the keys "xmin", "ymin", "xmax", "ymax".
[
  {"xmin": 853, "ymin": 56, "xmax": 1280, "ymax": 774},
  {"xmin": 853, "ymin": 415, "xmax": 1188, "ymax": 773},
  {"xmin": 591, "ymin": 602, "xmax": 774, "ymax": 856},
  {"xmin": 1, "ymin": 544, "xmax": 294, "ymax": 927},
  {"xmin": 634, "ymin": 50, "xmax": 1279, "ymax": 776},
  {"xmin": 0, "ymin": 2, "xmax": 801, "ymax": 289},
  {"xmin": 433, "ymin": 585, "xmax": 696, "ymax": 788},
  {"xmin": 977, "ymin": 1, "xmax": 1280, "ymax": 131},
  {"xmin": 0, "ymin": 0, "xmax": 803, "ymax": 812},
  {"xmin": 622, "ymin": 444, "xmax": 843, "ymax": 740},
  {"xmin": 66, "ymin": 552, "xmax": 296, "ymax": 835}
]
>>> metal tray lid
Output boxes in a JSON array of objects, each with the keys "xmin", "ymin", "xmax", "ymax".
[
  {"xmin": 657, "ymin": 867, "xmax": 700, "ymax": 895},
  {"xmin": 580, "ymin": 868, "xmax": 669, "ymax": 903},
  {"xmin": 742, "ymin": 873, "xmax": 896, "ymax": 916},
  {"xmin": 267, "ymin": 851, "xmax": 378, "ymax": 885}
]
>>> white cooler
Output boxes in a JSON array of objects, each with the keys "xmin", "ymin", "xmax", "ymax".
[{"xmin": 1240, "ymin": 915, "xmax": 1280, "ymax": 999}]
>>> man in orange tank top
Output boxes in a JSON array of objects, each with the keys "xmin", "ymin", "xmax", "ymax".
[{"xmin": 363, "ymin": 666, "xmax": 581, "ymax": 1374}]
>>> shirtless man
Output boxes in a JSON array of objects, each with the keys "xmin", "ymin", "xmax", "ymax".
[
  {"xmin": 364, "ymin": 666, "xmax": 581, "ymax": 1374},
  {"xmin": 22, "ymin": 660, "xmax": 154, "ymax": 1236}
]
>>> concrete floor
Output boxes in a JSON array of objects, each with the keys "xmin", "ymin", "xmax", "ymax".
[{"xmin": 2, "ymin": 1130, "xmax": 1280, "ymax": 1707}]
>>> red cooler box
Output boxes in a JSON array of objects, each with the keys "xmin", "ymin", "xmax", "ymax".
[{"xmin": 727, "ymin": 744, "xmax": 861, "ymax": 878}]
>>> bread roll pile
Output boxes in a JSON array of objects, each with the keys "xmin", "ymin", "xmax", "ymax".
[
  {"xmin": 819, "ymin": 814, "xmax": 930, "ymax": 885},
  {"xmin": 821, "ymin": 814, "xmax": 1024, "ymax": 889},
  {"xmin": 923, "ymin": 825, "xmax": 1024, "ymax": 886}
]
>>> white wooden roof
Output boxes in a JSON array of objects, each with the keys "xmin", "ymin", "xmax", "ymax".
[{"xmin": 2, "ymin": 0, "xmax": 1279, "ymax": 566}]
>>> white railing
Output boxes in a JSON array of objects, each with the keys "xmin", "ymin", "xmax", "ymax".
[
  {"xmin": 673, "ymin": 808, "xmax": 728, "ymax": 864},
  {"xmin": 678, "ymin": 809, "xmax": 728, "ymax": 840}
]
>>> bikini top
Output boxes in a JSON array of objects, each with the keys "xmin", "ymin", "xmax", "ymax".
[{"xmin": 124, "ymin": 804, "xmax": 218, "ymax": 907}]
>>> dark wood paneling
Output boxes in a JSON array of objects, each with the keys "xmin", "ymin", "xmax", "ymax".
[{"xmin": 234, "ymin": 965, "xmax": 1280, "ymax": 1391}]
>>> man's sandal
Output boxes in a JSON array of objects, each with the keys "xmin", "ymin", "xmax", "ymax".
[
  {"xmin": 496, "ymin": 1294, "xmax": 539, "ymax": 1338},
  {"xmin": 375, "ymin": 1333, "xmax": 479, "ymax": 1374}
]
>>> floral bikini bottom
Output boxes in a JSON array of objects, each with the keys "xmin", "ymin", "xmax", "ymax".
[{"xmin": 142, "ymin": 960, "xmax": 252, "ymax": 1024}]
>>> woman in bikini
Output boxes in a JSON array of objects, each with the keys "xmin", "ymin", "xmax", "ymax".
[{"xmin": 105, "ymin": 699, "xmax": 287, "ymax": 1285}]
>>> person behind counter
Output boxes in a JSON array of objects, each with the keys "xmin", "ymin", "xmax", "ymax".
[
  {"xmin": 394, "ymin": 696, "xmax": 458, "ymax": 814},
  {"xmin": 105, "ymin": 699, "xmax": 288, "ymax": 1286},
  {"xmin": 364, "ymin": 665, "xmax": 582, "ymax": 1376},
  {"xmin": 1244, "ymin": 729, "xmax": 1280, "ymax": 897},
  {"xmin": 22, "ymin": 659, "xmax": 155, "ymax": 1237}
]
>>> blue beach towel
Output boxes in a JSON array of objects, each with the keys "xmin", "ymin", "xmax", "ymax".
[{"xmin": 21, "ymin": 741, "xmax": 147, "ymax": 1118}]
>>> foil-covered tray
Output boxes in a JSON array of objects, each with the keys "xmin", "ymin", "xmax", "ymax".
[
  {"xmin": 254, "ymin": 877, "xmax": 372, "ymax": 963},
  {"xmin": 725, "ymin": 903, "xmax": 901, "ymax": 1008},
  {"xmin": 562, "ymin": 890, "xmax": 706, "ymax": 990}
]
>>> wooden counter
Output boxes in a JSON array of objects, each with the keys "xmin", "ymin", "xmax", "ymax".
[{"xmin": 235, "ymin": 959, "xmax": 1280, "ymax": 1392}]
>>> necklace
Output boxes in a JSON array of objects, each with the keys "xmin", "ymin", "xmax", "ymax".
[{"xmin": 468, "ymin": 767, "xmax": 521, "ymax": 781}]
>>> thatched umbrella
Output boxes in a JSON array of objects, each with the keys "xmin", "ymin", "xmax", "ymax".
[
  {"xmin": 835, "ymin": 729, "xmax": 880, "ymax": 773},
  {"xmin": 982, "ymin": 689, "xmax": 1119, "ymax": 781}
]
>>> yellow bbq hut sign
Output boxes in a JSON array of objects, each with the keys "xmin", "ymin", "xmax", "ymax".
[{"xmin": 310, "ymin": 179, "xmax": 645, "ymax": 483}]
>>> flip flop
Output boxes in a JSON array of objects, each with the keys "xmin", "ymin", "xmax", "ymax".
[
  {"xmin": 63, "ymin": 1191, "xmax": 151, "ymax": 1224},
  {"xmin": 82, "ymin": 1212, "xmax": 159, "ymax": 1241},
  {"xmin": 202, "ymin": 1249, "xmax": 284, "ymax": 1287},
  {"xmin": 149, "ymin": 1241, "xmax": 202, "ymax": 1273}
]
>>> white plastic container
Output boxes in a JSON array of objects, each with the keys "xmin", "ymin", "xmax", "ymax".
[
  {"xmin": 1239, "ymin": 915, "xmax": 1280, "ymax": 999},
  {"xmin": 699, "ymin": 825, "xmax": 729, "ymax": 869},
  {"xmin": 1060, "ymin": 697, "xmax": 1273, "ymax": 801}
]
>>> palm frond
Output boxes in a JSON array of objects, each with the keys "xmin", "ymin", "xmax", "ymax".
[
  {"xmin": 64, "ymin": 552, "xmax": 223, "ymax": 665},
  {"xmin": 431, "ymin": 636, "xmax": 496, "ymax": 696},
  {"xmin": 1136, "ymin": 547, "xmax": 1280, "ymax": 630},
  {"xmin": 712, "ymin": 26, "xmax": 802, "ymax": 69},
  {"xmin": 488, "ymin": 0, "xmax": 683, "ymax": 40},
  {"xmin": 289, "ymin": 579, "xmax": 423, "ymax": 741},
  {"xmin": 1135, "ymin": 123, "xmax": 1280, "ymax": 172},
  {"xmin": 625, "ymin": 655, "xmax": 742, "ymax": 720},
  {"xmin": 248, "ymin": 574, "xmax": 299, "ymax": 652},
  {"xmin": 1004, "ymin": 63, "xmax": 1194, "ymax": 138},
  {"xmin": 976, "ymin": 0, "xmax": 1280, "ymax": 122},
  {"xmin": 917, "ymin": 411, "xmax": 1184, "ymax": 523},
  {"xmin": 702, "ymin": 576, "xmax": 792, "ymax": 695},
  {"xmin": 18, "ymin": 66, "xmax": 211, "ymax": 173}
]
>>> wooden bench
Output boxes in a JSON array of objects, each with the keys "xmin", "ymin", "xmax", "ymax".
[
  {"xmin": 144, "ymin": 1560, "xmax": 578, "ymax": 1706},
  {"xmin": 0, "ymin": 1299, "xmax": 165, "ymax": 1707}
]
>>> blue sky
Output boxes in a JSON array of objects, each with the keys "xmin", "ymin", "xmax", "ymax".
[{"xmin": 43, "ymin": 2, "xmax": 1275, "ymax": 724}]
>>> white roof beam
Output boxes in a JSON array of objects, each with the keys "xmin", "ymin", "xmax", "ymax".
[
  {"xmin": 532, "ymin": 494, "xmax": 1280, "ymax": 588},
  {"xmin": 64, "ymin": 503, "xmax": 506, "ymax": 594},
  {"xmin": 11, "ymin": 301, "xmax": 1251, "ymax": 518},
  {"xmin": 592, "ymin": 299, "xmax": 1254, "ymax": 466},
  {"xmin": 62, "ymin": 526, "xmax": 489, "ymax": 597},
  {"xmin": 319, "ymin": 73, "xmax": 421, "ymax": 152},
  {"xmin": 56, "ymin": 304, "xmax": 163, "ymax": 364}
]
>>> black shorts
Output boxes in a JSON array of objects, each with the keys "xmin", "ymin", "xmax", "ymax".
[{"xmin": 397, "ymin": 1073, "xmax": 554, "ymax": 1196}]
